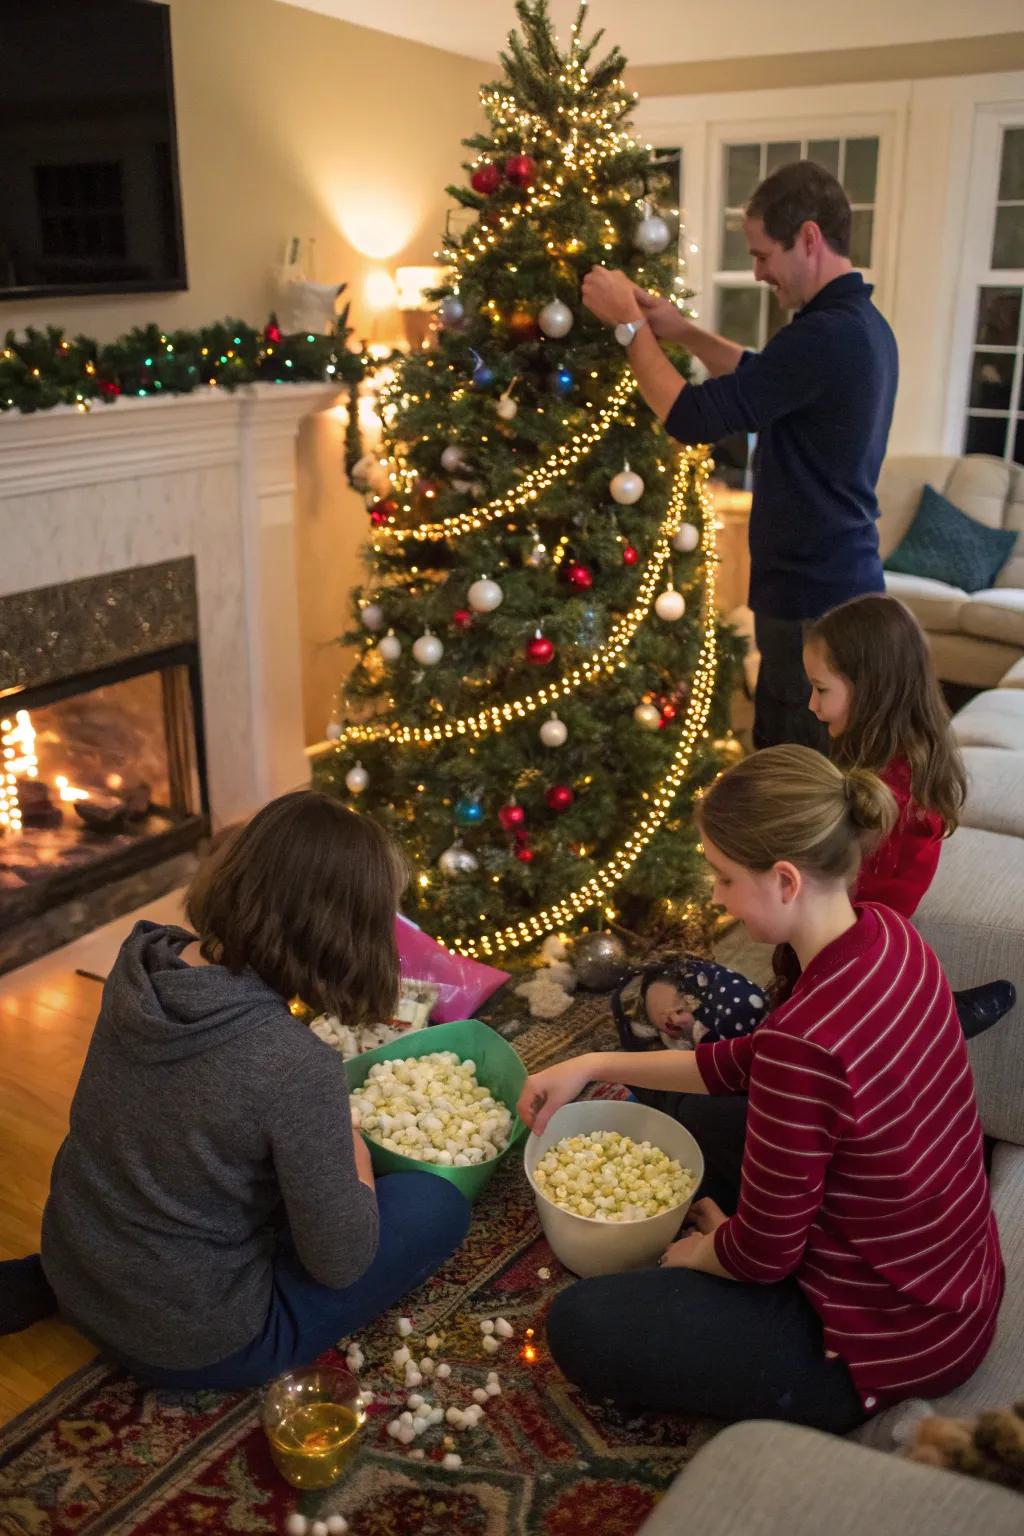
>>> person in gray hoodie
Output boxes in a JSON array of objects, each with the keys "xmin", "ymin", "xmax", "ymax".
[{"xmin": 1, "ymin": 791, "xmax": 470, "ymax": 1389}]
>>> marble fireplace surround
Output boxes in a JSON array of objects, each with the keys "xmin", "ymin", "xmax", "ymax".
[{"xmin": 0, "ymin": 383, "xmax": 337, "ymax": 830}]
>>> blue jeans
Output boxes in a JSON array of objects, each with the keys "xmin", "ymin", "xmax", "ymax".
[{"xmin": 120, "ymin": 1173, "xmax": 470, "ymax": 1390}]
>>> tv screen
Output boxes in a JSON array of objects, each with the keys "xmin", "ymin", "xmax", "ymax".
[{"xmin": 0, "ymin": 0, "xmax": 187, "ymax": 300}]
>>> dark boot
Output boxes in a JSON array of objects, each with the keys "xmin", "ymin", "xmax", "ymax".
[
  {"xmin": 0, "ymin": 1254, "xmax": 58, "ymax": 1334},
  {"xmin": 955, "ymin": 981, "xmax": 1017, "ymax": 1042}
]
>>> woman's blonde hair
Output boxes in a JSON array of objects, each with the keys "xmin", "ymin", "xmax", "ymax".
[{"xmin": 696, "ymin": 744, "xmax": 898, "ymax": 885}]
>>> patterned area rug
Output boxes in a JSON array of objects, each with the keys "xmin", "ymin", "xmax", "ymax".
[{"xmin": 0, "ymin": 991, "xmax": 718, "ymax": 1536}]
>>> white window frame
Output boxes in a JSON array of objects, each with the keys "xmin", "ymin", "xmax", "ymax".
[{"xmin": 944, "ymin": 102, "xmax": 1024, "ymax": 460}]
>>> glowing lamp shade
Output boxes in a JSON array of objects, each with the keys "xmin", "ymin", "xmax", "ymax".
[
  {"xmin": 364, "ymin": 269, "xmax": 398, "ymax": 312},
  {"xmin": 395, "ymin": 266, "xmax": 446, "ymax": 312}
]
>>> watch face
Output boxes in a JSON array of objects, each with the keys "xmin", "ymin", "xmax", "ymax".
[{"xmin": 614, "ymin": 322, "xmax": 636, "ymax": 345}]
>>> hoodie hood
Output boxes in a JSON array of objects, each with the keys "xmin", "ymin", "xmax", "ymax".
[{"xmin": 105, "ymin": 921, "xmax": 290, "ymax": 1064}]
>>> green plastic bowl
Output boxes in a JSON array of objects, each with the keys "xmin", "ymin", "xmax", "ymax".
[{"xmin": 344, "ymin": 1019, "xmax": 528, "ymax": 1203}]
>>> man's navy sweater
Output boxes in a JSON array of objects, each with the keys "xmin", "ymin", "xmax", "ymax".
[{"xmin": 665, "ymin": 273, "xmax": 898, "ymax": 621}]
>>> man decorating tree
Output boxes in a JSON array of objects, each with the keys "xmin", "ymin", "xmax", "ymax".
[{"xmin": 583, "ymin": 160, "xmax": 898, "ymax": 750}]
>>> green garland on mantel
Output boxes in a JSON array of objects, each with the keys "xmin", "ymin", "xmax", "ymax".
[{"xmin": 0, "ymin": 307, "xmax": 363, "ymax": 416}]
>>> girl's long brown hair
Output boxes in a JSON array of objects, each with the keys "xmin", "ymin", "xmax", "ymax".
[
  {"xmin": 186, "ymin": 790, "xmax": 407, "ymax": 1023},
  {"xmin": 806, "ymin": 595, "xmax": 966, "ymax": 834}
]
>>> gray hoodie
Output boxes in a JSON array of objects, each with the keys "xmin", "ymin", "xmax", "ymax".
[{"xmin": 41, "ymin": 922, "xmax": 378, "ymax": 1370}]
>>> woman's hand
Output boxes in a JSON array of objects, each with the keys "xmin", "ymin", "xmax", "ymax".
[
  {"xmin": 582, "ymin": 267, "xmax": 642, "ymax": 326},
  {"xmin": 659, "ymin": 1198, "xmax": 728, "ymax": 1269},
  {"xmin": 517, "ymin": 1056, "xmax": 595, "ymax": 1136}
]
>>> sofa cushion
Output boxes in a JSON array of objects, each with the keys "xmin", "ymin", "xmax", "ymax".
[
  {"xmin": 942, "ymin": 454, "xmax": 1020, "ymax": 531},
  {"xmin": 914, "ymin": 827, "xmax": 1024, "ymax": 1144},
  {"xmin": 960, "ymin": 588, "xmax": 1024, "ymax": 648},
  {"xmin": 875, "ymin": 454, "xmax": 961, "ymax": 560},
  {"xmin": 999, "ymin": 655, "xmax": 1024, "ymax": 688},
  {"xmin": 885, "ymin": 485, "xmax": 1017, "ymax": 593},
  {"xmin": 961, "ymin": 747, "xmax": 1024, "ymax": 837},
  {"xmin": 883, "ymin": 571, "xmax": 968, "ymax": 632},
  {"xmin": 952, "ymin": 687, "xmax": 1024, "ymax": 750}
]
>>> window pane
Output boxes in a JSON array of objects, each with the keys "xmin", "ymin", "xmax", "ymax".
[
  {"xmin": 765, "ymin": 140, "xmax": 800, "ymax": 176},
  {"xmin": 721, "ymin": 210, "xmax": 750, "ymax": 270},
  {"xmin": 766, "ymin": 288, "xmax": 789, "ymax": 339},
  {"xmin": 844, "ymin": 138, "xmax": 879, "ymax": 204},
  {"xmin": 850, "ymin": 208, "xmax": 874, "ymax": 268},
  {"xmin": 717, "ymin": 286, "xmax": 762, "ymax": 348},
  {"xmin": 964, "ymin": 414, "xmax": 1009, "ymax": 456},
  {"xmin": 808, "ymin": 139, "xmax": 840, "ymax": 176},
  {"xmin": 976, "ymin": 286, "xmax": 1022, "ymax": 345},
  {"xmin": 998, "ymin": 127, "xmax": 1024, "ymax": 202},
  {"xmin": 1015, "ymin": 417, "xmax": 1024, "ymax": 467},
  {"xmin": 992, "ymin": 206, "xmax": 1024, "ymax": 270},
  {"xmin": 726, "ymin": 144, "xmax": 762, "ymax": 208},
  {"xmin": 969, "ymin": 351, "xmax": 1016, "ymax": 410}
]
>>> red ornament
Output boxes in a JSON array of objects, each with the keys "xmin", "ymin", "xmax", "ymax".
[
  {"xmin": 471, "ymin": 163, "xmax": 503, "ymax": 195},
  {"xmin": 515, "ymin": 844, "xmax": 536, "ymax": 863},
  {"xmin": 545, "ymin": 784, "xmax": 574, "ymax": 813},
  {"xmin": 507, "ymin": 306, "xmax": 540, "ymax": 342},
  {"xmin": 98, "ymin": 379, "xmax": 121, "ymax": 400},
  {"xmin": 505, "ymin": 154, "xmax": 537, "ymax": 188},
  {"xmin": 622, "ymin": 544, "xmax": 639, "ymax": 566},
  {"xmin": 498, "ymin": 800, "xmax": 527, "ymax": 831},
  {"xmin": 564, "ymin": 561, "xmax": 593, "ymax": 591},
  {"xmin": 264, "ymin": 318, "xmax": 283, "ymax": 344},
  {"xmin": 452, "ymin": 608, "xmax": 473, "ymax": 631},
  {"xmin": 661, "ymin": 702, "xmax": 677, "ymax": 721},
  {"xmin": 369, "ymin": 497, "xmax": 398, "ymax": 526},
  {"xmin": 525, "ymin": 632, "xmax": 555, "ymax": 666}
]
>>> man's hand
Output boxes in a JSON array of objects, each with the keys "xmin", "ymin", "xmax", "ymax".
[
  {"xmin": 517, "ymin": 1056, "xmax": 595, "ymax": 1136},
  {"xmin": 635, "ymin": 288, "xmax": 692, "ymax": 344},
  {"xmin": 581, "ymin": 267, "xmax": 642, "ymax": 327}
]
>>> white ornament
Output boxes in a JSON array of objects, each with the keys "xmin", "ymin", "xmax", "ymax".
[
  {"xmin": 412, "ymin": 630, "xmax": 444, "ymax": 666},
  {"xmin": 360, "ymin": 602, "xmax": 384, "ymax": 632},
  {"xmin": 672, "ymin": 522, "xmax": 700, "ymax": 553},
  {"xmin": 538, "ymin": 299, "xmax": 574, "ymax": 339},
  {"xmin": 378, "ymin": 629, "xmax": 402, "ymax": 662},
  {"xmin": 655, "ymin": 586, "xmax": 686, "ymax": 621},
  {"xmin": 633, "ymin": 702, "xmax": 662, "ymax": 732},
  {"xmin": 610, "ymin": 461, "xmax": 645, "ymax": 505},
  {"xmin": 439, "ymin": 840, "xmax": 479, "ymax": 878},
  {"xmin": 441, "ymin": 445, "xmax": 466, "ymax": 472},
  {"xmin": 496, "ymin": 393, "xmax": 518, "ymax": 421},
  {"xmin": 467, "ymin": 576, "xmax": 503, "ymax": 614},
  {"xmin": 634, "ymin": 203, "xmax": 672, "ymax": 256},
  {"xmin": 539, "ymin": 713, "xmax": 568, "ymax": 748},
  {"xmin": 325, "ymin": 721, "xmax": 342, "ymax": 741},
  {"xmin": 345, "ymin": 761, "xmax": 369, "ymax": 795}
]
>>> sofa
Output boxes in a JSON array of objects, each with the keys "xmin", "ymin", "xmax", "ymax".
[
  {"xmin": 639, "ymin": 680, "xmax": 1024, "ymax": 1534},
  {"xmin": 878, "ymin": 454, "xmax": 1024, "ymax": 689}
]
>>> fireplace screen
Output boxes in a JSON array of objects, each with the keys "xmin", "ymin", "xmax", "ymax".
[{"xmin": 0, "ymin": 644, "xmax": 208, "ymax": 928}]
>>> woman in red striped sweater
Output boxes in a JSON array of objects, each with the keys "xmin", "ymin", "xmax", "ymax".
[{"xmin": 520, "ymin": 747, "xmax": 1003, "ymax": 1429}]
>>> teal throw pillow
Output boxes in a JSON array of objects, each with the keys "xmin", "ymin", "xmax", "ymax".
[{"xmin": 884, "ymin": 483, "xmax": 1017, "ymax": 593}]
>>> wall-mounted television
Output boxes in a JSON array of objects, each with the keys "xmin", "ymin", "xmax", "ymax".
[{"xmin": 0, "ymin": 0, "xmax": 187, "ymax": 301}]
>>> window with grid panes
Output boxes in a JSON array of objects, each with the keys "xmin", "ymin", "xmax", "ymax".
[
  {"xmin": 714, "ymin": 136, "xmax": 879, "ymax": 350},
  {"xmin": 963, "ymin": 128, "xmax": 1024, "ymax": 465}
]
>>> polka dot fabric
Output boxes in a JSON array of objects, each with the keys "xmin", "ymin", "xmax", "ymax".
[{"xmin": 611, "ymin": 955, "xmax": 768, "ymax": 1053}]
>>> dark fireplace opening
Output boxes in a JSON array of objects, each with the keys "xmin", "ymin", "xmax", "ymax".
[{"xmin": 0, "ymin": 643, "xmax": 209, "ymax": 934}]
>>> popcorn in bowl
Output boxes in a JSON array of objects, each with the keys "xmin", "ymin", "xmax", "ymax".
[
  {"xmin": 350, "ymin": 1051, "xmax": 514, "ymax": 1167},
  {"xmin": 533, "ymin": 1129, "xmax": 696, "ymax": 1222}
]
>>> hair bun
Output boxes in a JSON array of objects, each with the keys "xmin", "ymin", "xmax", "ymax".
[{"xmin": 844, "ymin": 767, "xmax": 898, "ymax": 838}]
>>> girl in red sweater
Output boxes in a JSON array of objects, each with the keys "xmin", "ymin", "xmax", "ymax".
[{"xmin": 521, "ymin": 747, "xmax": 1003, "ymax": 1429}]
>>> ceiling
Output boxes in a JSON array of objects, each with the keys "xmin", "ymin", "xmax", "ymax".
[{"xmin": 276, "ymin": 0, "xmax": 1024, "ymax": 67}]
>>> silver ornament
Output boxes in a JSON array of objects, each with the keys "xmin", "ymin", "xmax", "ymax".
[
  {"xmin": 325, "ymin": 721, "xmax": 342, "ymax": 741},
  {"xmin": 360, "ymin": 602, "xmax": 384, "ymax": 631},
  {"xmin": 672, "ymin": 523, "xmax": 700, "ymax": 553},
  {"xmin": 538, "ymin": 299, "xmax": 574, "ymax": 339},
  {"xmin": 439, "ymin": 295, "xmax": 465, "ymax": 325},
  {"xmin": 633, "ymin": 701, "xmax": 662, "ymax": 731},
  {"xmin": 496, "ymin": 393, "xmax": 518, "ymax": 420},
  {"xmin": 441, "ymin": 445, "xmax": 466, "ymax": 472},
  {"xmin": 439, "ymin": 840, "xmax": 480, "ymax": 878},
  {"xmin": 467, "ymin": 576, "xmax": 503, "ymax": 613},
  {"xmin": 572, "ymin": 931, "xmax": 628, "ymax": 991},
  {"xmin": 378, "ymin": 629, "xmax": 402, "ymax": 662},
  {"xmin": 655, "ymin": 586, "xmax": 686, "ymax": 622},
  {"xmin": 610, "ymin": 461, "xmax": 645, "ymax": 505},
  {"xmin": 539, "ymin": 713, "xmax": 568, "ymax": 748},
  {"xmin": 412, "ymin": 630, "xmax": 444, "ymax": 666},
  {"xmin": 345, "ymin": 761, "xmax": 369, "ymax": 795},
  {"xmin": 634, "ymin": 205, "xmax": 671, "ymax": 255}
]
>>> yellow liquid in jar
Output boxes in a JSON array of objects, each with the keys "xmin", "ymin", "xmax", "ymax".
[{"xmin": 266, "ymin": 1401, "xmax": 362, "ymax": 1488}]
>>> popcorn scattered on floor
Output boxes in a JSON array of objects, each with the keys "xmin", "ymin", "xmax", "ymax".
[
  {"xmin": 310, "ymin": 1522, "xmax": 328, "ymax": 1536},
  {"xmin": 393, "ymin": 1345, "xmax": 411, "ymax": 1368},
  {"xmin": 396, "ymin": 1316, "xmax": 413, "ymax": 1337},
  {"xmin": 480, "ymin": 1319, "xmax": 495, "ymax": 1335},
  {"xmin": 436, "ymin": 1362, "xmax": 452, "ymax": 1379},
  {"xmin": 442, "ymin": 1453, "xmax": 463, "ymax": 1471},
  {"xmin": 404, "ymin": 1365, "xmax": 423, "ymax": 1388},
  {"xmin": 419, "ymin": 1356, "xmax": 435, "ymax": 1375},
  {"xmin": 494, "ymin": 1317, "xmax": 514, "ymax": 1338},
  {"xmin": 285, "ymin": 1515, "xmax": 308, "ymax": 1536},
  {"xmin": 407, "ymin": 1393, "xmax": 425, "ymax": 1411},
  {"xmin": 537, "ymin": 1266, "xmax": 551, "ymax": 1280},
  {"xmin": 482, "ymin": 1334, "xmax": 500, "ymax": 1354},
  {"xmin": 471, "ymin": 1387, "xmax": 489, "ymax": 1404},
  {"xmin": 326, "ymin": 1518, "xmax": 349, "ymax": 1536},
  {"xmin": 445, "ymin": 1407, "xmax": 465, "ymax": 1428},
  {"xmin": 409, "ymin": 1447, "xmax": 425, "ymax": 1460},
  {"xmin": 426, "ymin": 1332, "xmax": 443, "ymax": 1351}
]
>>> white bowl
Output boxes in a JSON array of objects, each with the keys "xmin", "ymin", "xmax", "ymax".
[{"xmin": 523, "ymin": 1099, "xmax": 704, "ymax": 1278}]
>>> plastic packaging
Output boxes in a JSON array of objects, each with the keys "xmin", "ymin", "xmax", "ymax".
[{"xmin": 396, "ymin": 915, "xmax": 509, "ymax": 1023}]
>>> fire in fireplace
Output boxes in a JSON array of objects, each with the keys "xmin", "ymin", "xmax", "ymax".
[{"xmin": 0, "ymin": 643, "xmax": 209, "ymax": 949}]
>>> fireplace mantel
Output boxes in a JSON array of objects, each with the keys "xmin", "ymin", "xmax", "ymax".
[{"xmin": 0, "ymin": 383, "xmax": 338, "ymax": 828}]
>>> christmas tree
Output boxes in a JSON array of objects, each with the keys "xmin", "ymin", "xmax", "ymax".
[{"xmin": 317, "ymin": 0, "xmax": 740, "ymax": 962}]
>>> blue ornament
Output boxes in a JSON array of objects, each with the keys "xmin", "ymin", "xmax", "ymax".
[
  {"xmin": 454, "ymin": 794, "xmax": 485, "ymax": 826},
  {"xmin": 469, "ymin": 349, "xmax": 495, "ymax": 389},
  {"xmin": 549, "ymin": 366, "xmax": 574, "ymax": 397}
]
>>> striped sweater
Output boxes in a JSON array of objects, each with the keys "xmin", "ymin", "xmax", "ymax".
[{"xmin": 696, "ymin": 903, "xmax": 1003, "ymax": 1411}]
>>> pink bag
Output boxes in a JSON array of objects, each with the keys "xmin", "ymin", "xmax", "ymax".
[{"xmin": 396, "ymin": 914, "xmax": 510, "ymax": 1023}]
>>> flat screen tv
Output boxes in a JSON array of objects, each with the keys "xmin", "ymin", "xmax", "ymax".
[{"xmin": 0, "ymin": 0, "xmax": 187, "ymax": 300}]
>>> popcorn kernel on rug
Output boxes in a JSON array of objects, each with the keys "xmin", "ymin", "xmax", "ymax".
[{"xmin": 0, "ymin": 993, "xmax": 718, "ymax": 1536}]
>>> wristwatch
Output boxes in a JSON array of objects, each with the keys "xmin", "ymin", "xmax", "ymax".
[{"xmin": 614, "ymin": 316, "xmax": 648, "ymax": 346}]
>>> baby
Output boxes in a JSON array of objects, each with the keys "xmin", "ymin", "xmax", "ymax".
[{"xmin": 612, "ymin": 955, "xmax": 768, "ymax": 1052}]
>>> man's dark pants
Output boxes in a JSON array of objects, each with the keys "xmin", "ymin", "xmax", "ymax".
[{"xmin": 753, "ymin": 612, "xmax": 830, "ymax": 752}]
